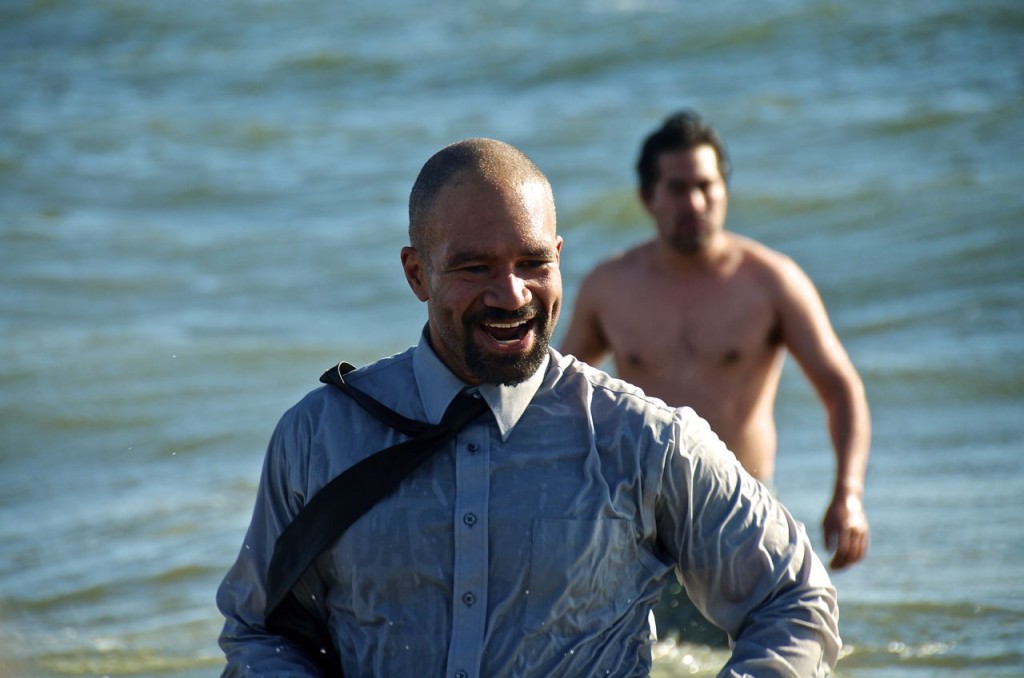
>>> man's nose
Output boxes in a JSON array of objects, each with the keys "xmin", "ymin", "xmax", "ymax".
[
  {"xmin": 685, "ymin": 188, "xmax": 707, "ymax": 212},
  {"xmin": 485, "ymin": 272, "xmax": 532, "ymax": 309}
]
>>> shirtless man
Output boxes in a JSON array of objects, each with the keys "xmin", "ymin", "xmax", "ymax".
[{"xmin": 562, "ymin": 110, "xmax": 871, "ymax": 575}]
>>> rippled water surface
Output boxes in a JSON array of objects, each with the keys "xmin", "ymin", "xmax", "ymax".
[{"xmin": 2, "ymin": 1, "xmax": 1022, "ymax": 675}]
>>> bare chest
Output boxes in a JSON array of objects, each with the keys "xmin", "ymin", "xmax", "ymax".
[{"xmin": 599, "ymin": 271, "xmax": 781, "ymax": 375}]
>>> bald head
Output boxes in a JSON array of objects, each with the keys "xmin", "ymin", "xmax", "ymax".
[{"xmin": 408, "ymin": 138, "xmax": 552, "ymax": 253}]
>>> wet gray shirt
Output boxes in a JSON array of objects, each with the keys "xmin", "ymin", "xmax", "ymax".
[{"xmin": 217, "ymin": 337, "xmax": 840, "ymax": 677}]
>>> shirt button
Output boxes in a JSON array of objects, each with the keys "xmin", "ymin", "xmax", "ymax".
[
  {"xmin": 463, "ymin": 512, "xmax": 477, "ymax": 526},
  {"xmin": 462, "ymin": 591, "xmax": 476, "ymax": 607},
  {"xmin": 455, "ymin": 672, "xmax": 469, "ymax": 678},
  {"xmin": 467, "ymin": 442, "xmax": 479, "ymax": 453}
]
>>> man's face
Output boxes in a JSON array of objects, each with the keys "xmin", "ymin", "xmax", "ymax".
[
  {"xmin": 642, "ymin": 144, "xmax": 729, "ymax": 254},
  {"xmin": 402, "ymin": 175, "xmax": 563, "ymax": 385}
]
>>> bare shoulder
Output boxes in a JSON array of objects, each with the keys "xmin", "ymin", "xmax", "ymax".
[
  {"xmin": 731, "ymin": 234, "xmax": 813, "ymax": 292},
  {"xmin": 732, "ymin": 233, "xmax": 791, "ymax": 271},
  {"xmin": 579, "ymin": 241, "xmax": 657, "ymax": 289}
]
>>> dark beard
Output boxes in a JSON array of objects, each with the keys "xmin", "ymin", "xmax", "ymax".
[
  {"xmin": 462, "ymin": 305, "xmax": 555, "ymax": 386},
  {"xmin": 667, "ymin": 216, "xmax": 711, "ymax": 254},
  {"xmin": 668, "ymin": 228, "xmax": 708, "ymax": 254}
]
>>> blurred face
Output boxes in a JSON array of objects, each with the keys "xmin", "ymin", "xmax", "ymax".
[
  {"xmin": 401, "ymin": 175, "xmax": 562, "ymax": 385},
  {"xmin": 642, "ymin": 144, "xmax": 728, "ymax": 254}
]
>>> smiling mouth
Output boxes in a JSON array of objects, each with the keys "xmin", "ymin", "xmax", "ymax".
[{"xmin": 481, "ymin": 317, "xmax": 534, "ymax": 345}]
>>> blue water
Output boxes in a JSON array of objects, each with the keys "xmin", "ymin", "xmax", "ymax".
[{"xmin": 2, "ymin": 1, "xmax": 1022, "ymax": 675}]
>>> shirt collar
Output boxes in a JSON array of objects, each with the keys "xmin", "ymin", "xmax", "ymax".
[{"xmin": 412, "ymin": 329, "xmax": 548, "ymax": 441}]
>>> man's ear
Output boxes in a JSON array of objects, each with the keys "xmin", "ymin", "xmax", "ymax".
[{"xmin": 401, "ymin": 246, "xmax": 430, "ymax": 301}]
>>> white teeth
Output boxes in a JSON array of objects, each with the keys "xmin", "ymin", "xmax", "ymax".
[{"xmin": 484, "ymin": 320, "xmax": 528, "ymax": 328}]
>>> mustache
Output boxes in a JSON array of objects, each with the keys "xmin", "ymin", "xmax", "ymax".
[
  {"xmin": 675, "ymin": 216, "xmax": 708, "ymax": 228},
  {"xmin": 466, "ymin": 306, "xmax": 539, "ymax": 324}
]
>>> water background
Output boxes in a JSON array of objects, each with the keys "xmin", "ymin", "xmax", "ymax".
[{"xmin": 2, "ymin": 1, "xmax": 1022, "ymax": 675}]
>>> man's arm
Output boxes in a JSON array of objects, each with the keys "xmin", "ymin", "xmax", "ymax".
[
  {"xmin": 216, "ymin": 408, "xmax": 331, "ymax": 676},
  {"xmin": 560, "ymin": 269, "xmax": 612, "ymax": 366},
  {"xmin": 662, "ymin": 410, "xmax": 841, "ymax": 675},
  {"xmin": 775, "ymin": 255, "xmax": 872, "ymax": 570}
]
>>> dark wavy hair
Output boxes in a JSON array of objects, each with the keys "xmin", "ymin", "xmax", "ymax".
[{"xmin": 636, "ymin": 110, "xmax": 731, "ymax": 199}]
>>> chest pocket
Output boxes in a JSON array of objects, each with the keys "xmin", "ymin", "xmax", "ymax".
[{"xmin": 523, "ymin": 517, "xmax": 654, "ymax": 637}]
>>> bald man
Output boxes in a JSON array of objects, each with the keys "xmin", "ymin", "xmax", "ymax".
[{"xmin": 217, "ymin": 138, "xmax": 841, "ymax": 676}]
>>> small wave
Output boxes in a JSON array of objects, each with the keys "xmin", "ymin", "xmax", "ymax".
[
  {"xmin": 282, "ymin": 51, "xmax": 401, "ymax": 80},
  {"xmin": 836, "ymin": 599, "xmax": 1024, "ymax": 672},
  {"xmin": 38, "ymin": 648, "xmax": 223, "ymax": 677}
]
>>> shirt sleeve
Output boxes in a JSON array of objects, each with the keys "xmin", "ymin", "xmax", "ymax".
[
  {"xmin": 656, "ymin": 409, "xmax": 841, "ymax": 677},
  {"xmin": 215, "ymin": 405, "xmax": 330, "ymax": 676}
]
